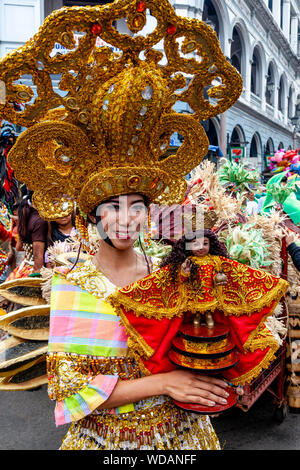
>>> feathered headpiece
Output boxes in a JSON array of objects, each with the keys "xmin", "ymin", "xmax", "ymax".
[{"xmin": 0, "ymin": 0, "xmax": 243, "ymax": 220}]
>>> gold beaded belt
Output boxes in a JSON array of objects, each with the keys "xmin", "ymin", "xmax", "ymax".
[{"xmin": 80, "ymin": 402, "xmax": 185, "ymax": 448}]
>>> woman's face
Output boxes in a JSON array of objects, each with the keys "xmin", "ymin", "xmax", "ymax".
[
  {"xmin": 189, "ymin": 237, "xmax": 210, "ymax": 257},
  {"xmin": 55, "ymin": 215, "xmax": 72, "ymax": 227},
  {"xmin": 95, "ymin": 194, "xmax": 147, "ymax": 250}
]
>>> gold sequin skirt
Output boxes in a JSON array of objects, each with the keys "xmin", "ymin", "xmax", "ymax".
[{"xmin": 60, "ymin": 400, "xmax": 220, "ymax": 450}]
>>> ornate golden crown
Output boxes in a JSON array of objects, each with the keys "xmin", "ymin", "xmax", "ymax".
[{"xmin": 0, "ymin": 0, "xmax": 243, "ymax": 220}]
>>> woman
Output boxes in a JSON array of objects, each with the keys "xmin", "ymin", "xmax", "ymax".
[
  {"xmin": 0, "ymin": 0, "xmax": 283, "ymax": 450},
  {"xmin": 44, "ymin": 214, "xmax": 76, "ymax": 268},
  {"xmin": 7, "ymin": 195, "xmax": 48, "ymax": 279},
  {"xmin": 48, "ymin": 194, "xmax": 227, "ymax": 450}
]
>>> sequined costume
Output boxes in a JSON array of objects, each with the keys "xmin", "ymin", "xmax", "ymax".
[
  {"xmin": 0, "ymin": 0, "xmax": 245, "ymax": 451},
  {"xmin": 47, "ymin": 259, "xmax": 220, "ymax": 450}
]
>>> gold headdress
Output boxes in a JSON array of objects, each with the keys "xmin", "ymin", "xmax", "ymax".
[{"xmin": 0, "ymin": 0, "xmax": 243, "ymax": 220}]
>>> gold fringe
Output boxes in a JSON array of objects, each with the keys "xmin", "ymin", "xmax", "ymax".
[
  {"xmin": 127, "ymin": 346, "xmax": 152, "ymax": 377},
  {"xmin": 109, "ymin": 291, "xmax": 185, "ymax": 321},
  {"xmin": 183, "ymin": 278, "xmax": 288, "ymax": 317},
  {"xmin": 116, "ymin": 308, "xmax": 154, "ymax": 359},
  {"xmin": 229, "ymin": 348, "xmax": 277, "ymax": 386},
  {"xmin": 243, "ymin": 312, "xmax": 280, "ymax": 353}
]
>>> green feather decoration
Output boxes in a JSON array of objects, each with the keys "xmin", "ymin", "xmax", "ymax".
[
  {"xmin": 223, "ymin": 223, "xmax": 272, "ymax": 269},
  {"xmin": 218, "ymin": 161, "xmax": 260, "ymax": 193}
]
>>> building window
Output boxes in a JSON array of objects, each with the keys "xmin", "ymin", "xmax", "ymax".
[
  {"xmin": 288, "ymin": 86, "xmax": 294, "ymax": 119},
  {"xmin": 230, "ymin": 27, "xmax": 243, "ymax": 75},
  {"xmin": 268, "ymin": 0, "xmax": 273, "ymax": 11},
  {"xmin": 202, "ymin": 0, "xmax": 220, "ymax": 38},
  {"xmin": 250, "ymin": 135, "xmax": 258, "ymax": 158},
  {"xmin": 266, "ymin": 64, "xmax": 275, "ymax": 106},
  {"xmin": 251, "ymin": 47, "xmax": 261, "ymax": 97},
  {"xmin": 278, "ymin": 76, "xmax": 285, "ymax": 112}
]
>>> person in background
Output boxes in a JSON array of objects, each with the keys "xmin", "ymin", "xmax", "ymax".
[
  {"xmin": 245, "ymin": 190, "xmax": 258, "ymax": 216},
  {"xmin": 44, "ymin": 214, "xmax": 76, "ymax": 268},
  {"xmin": 7, "ymin": 194, "xmax": 48, "ymax": 279},
  {"xmin": 286, "ymin": 232, "xmax": 300, "ymax": 272}
]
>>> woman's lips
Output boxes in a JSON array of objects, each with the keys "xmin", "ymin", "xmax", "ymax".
[{"xmin": 115, "ymin": 232, "xmax": 133, "ymax": 240}]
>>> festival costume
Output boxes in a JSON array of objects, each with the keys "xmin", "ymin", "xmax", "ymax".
[
  {"xmin": 48, "ymin": 258, "xmax": 220, "ymax": 450},
  {"xmin": 0, "ymin": 0, "xmax": 288, "ymax": 452}
]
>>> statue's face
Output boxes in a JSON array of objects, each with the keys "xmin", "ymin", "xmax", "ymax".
[
  {"xmin": 96, "ymin": 193, "xmax": 147, "ymax": 250},
  {"xmin": 189, "ymin": 236, "xmax": 210, "ymax": 257}
]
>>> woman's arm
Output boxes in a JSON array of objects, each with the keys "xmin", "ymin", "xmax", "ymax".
[
  {"xmin": 98, "ymin": 370, "xmax": 231, "ymax": 410},
  {"xmin": 32, "ymin": 241, "xmax": 46, "ymax": 272}
]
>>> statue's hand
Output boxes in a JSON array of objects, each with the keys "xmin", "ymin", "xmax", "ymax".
[{"xmin": 181, "ymin": 259, "xmax": 192, "ymax": 275}]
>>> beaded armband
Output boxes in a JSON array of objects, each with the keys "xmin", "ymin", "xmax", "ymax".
[{"xmin": 47, "ymin": 352, "xmax": 141, "ymax": 401}]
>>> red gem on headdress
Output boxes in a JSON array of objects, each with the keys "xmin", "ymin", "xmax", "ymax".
[
  {"xmin": 167, "ymin": 24, "xmax": 177, "ymax": 35},
  {"xmin": 91, "ymin": 23, "xmax": 102, "ymax": 35},
  {"xmin": 137, "ymin": 1, "xmax": 146, "ymax": 12}
]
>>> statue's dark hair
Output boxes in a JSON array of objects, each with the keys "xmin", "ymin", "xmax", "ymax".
[{"xmin": 160, "ymin": 229, "xmax": 229, "ymax": 283}]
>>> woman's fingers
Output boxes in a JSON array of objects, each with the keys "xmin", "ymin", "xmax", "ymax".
[{"xmin": 185, "ymin": 395, "xmax": 217, "ymax": 407}]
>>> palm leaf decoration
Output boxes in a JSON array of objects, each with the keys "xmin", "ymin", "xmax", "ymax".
[{"xmin": 218, "ymin": 160, "xmax": 260, "ymax": 193}]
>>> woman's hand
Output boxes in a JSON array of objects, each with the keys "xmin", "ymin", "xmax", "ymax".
[{"xmin": 162, "ymin": 370, "xmax": 231, "ymax": 407}]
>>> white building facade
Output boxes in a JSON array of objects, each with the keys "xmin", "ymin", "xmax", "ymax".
[{"xmin": 1, "ymin": 0, "xmax": 300, "ymax": 172}]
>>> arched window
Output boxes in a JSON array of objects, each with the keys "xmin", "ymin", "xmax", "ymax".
[
  {"xmin": 265, "ymin": 138, "xmax": 275, "ymax": 155},
  {"xmin": 278, "ymin": 142, "xmax": 284, "ymax": 150},
  {"xmin": 202, "ymin": 0, "xmax": 220, "ymax": 38},
  {"xmin": 266, "ymin": 63, "xmax": 275, "ymax": 106},
  {"xmin": 278, "ymin": 76, "xmax": 287, "ymax": 113},
  {"xmin": 251, "ymin": 46, "xmax": 261, "ymax": 97},
  {"xmin": 231, "ymin": 27, "xmax": 242, "ymax": 74},
  {"xmin": 288, "ymin": 86, "xmax": 294, "ymax": 119},
  {"xmin": 230, "ymin": 125, "xmax": 246, "ymax": 149}
]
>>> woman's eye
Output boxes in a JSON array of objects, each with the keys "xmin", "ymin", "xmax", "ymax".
[
  {"xmin": 105, "ymin": 204, "xmax": 119, "ymax": 211},
  {"xmin": 130, "ymin": 205, "xmax": 145, "ymax": 213}
]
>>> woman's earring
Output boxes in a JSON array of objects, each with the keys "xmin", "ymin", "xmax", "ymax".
[
  {"xmin": 143, "ymin": 210, "xmax": 151, "ymax": 247},
  {"xmin": 75, "ymin": 212, "xmax": 89, "ymax": 243}
]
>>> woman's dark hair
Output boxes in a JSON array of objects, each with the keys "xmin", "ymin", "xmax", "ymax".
[
  {"xmin": 17, "ymin": 196, "xmax": 33, "ymax": 242},
  {"xmin": 160, "ymin": 229, "xmax": 229, "ymax": 283}
]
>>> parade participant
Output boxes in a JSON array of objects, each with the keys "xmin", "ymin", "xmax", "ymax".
[
  {"xmin": 245, "ymin": 190, "xmax": 259, "ymax": 216},
  {"xmin": 0, "ymin": 0, "xmax": 277, "ymax": 451},
  {"xmin": 7, "ymin": 195, "xmax": 48, "ymax": 279},
  {"xmin": 45, "ymin": 214, "xmax": 76, "ymax": 268},
  {"xmin": 286, "ymin": 232, "xmax": 300, "ymax": 272}
]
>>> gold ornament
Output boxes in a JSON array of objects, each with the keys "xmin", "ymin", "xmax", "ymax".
[
  {"xmin": 214, "ymin": 270, "xmax": 228, "ymax": 286},
  {"xmin": 0, "ymin": 0, "xmax": 243, "ymax": 220}
]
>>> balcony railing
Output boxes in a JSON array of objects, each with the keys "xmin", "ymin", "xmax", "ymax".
[
  {"xmin": 266, "ymin": 103, "xmax": 274, "ymax": 118},
  {"xmin": 250, "ymin": 92, "xmax": 262, "ymax": 108}
]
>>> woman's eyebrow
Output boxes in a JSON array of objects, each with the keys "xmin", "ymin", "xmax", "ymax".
[{"xmin": 130, "ymin": 199, "xmax": 145, "ymax": 205}]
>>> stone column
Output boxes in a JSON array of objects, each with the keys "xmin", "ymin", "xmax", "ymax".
[
  {"xmin": 220, "ymin": 112, "xmax": 227, "ymax": 157},
  {"xmin": 273, "ymin": 0, "xmax": 281, "ymax": 26},
  {"xmin": 290, "ymin": 15, "xmax": 299, "ymax": 54},
  {"xmin": 282, "ymin": 0, "xmax": 291, "ymax": 39}
]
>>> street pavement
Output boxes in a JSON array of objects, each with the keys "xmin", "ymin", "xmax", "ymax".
[{"xmin": 0, "ymin": 385, "xmax": 299, "ymax": 451}]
